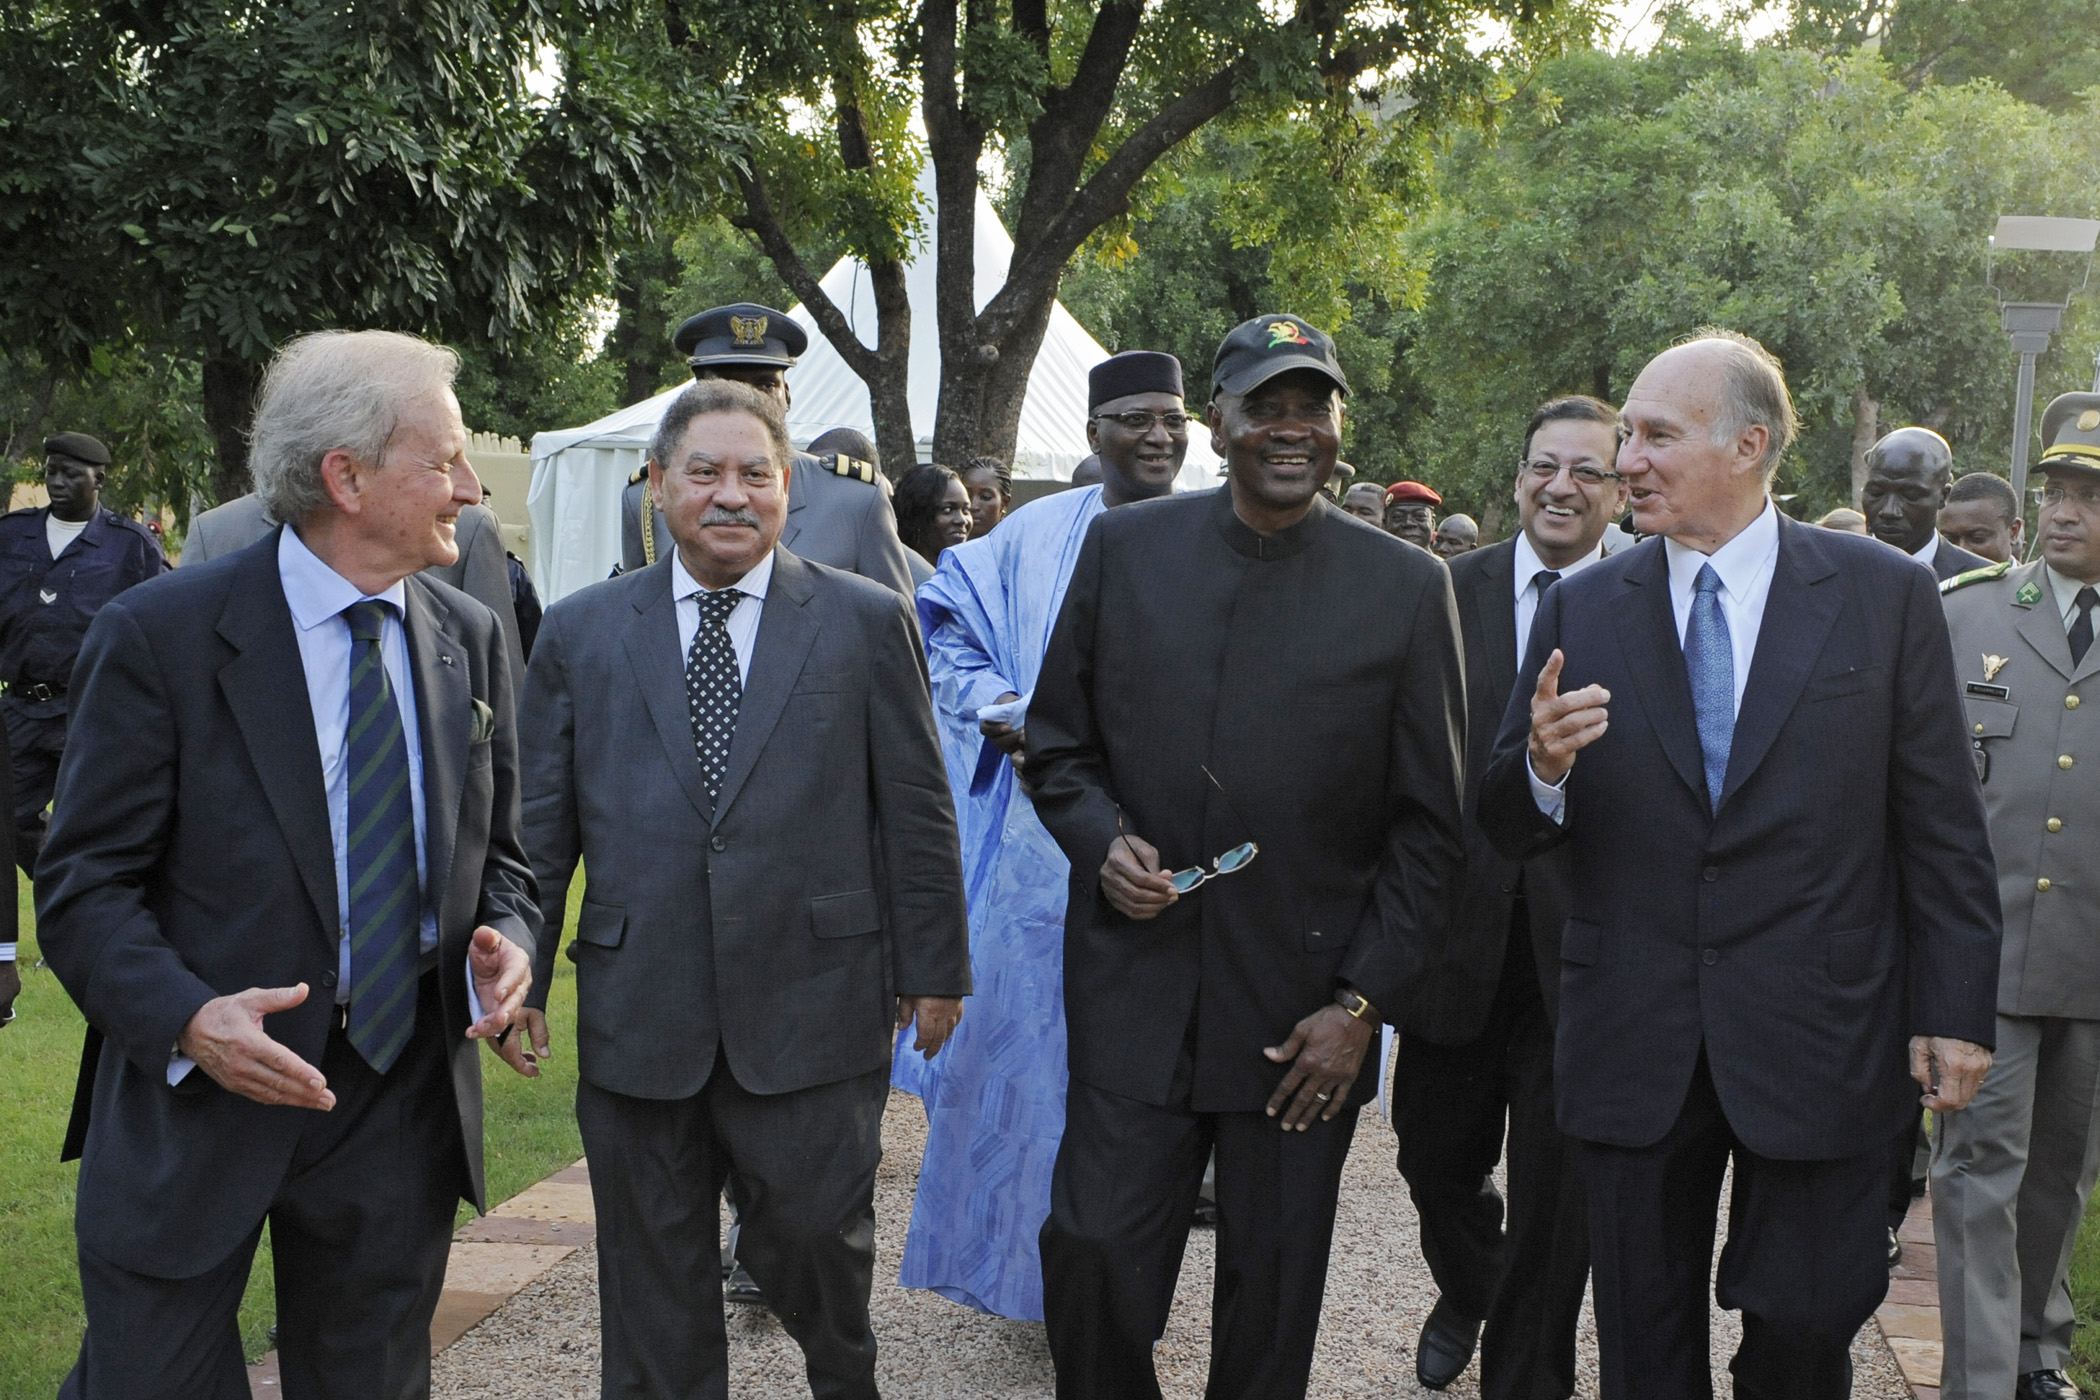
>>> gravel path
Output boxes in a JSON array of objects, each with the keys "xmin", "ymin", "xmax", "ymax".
[{"xmin": 434, "ymin": 1088, "xmax": 1914, "ymax": 1398}]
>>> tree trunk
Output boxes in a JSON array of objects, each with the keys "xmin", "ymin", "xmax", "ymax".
[
  {"xmin": 862, "ymin": 258, "xmax": 916, "ymax": 476},
  {"xmin": 1479, "ymin": 499, "xmax": 1507, "ymax": 543},
  {"xmin": 1849, "ymin": 384, "xmax": 1880, "ymax": 507},
  {"xmin": 609, "ymin": 234, "xmax": 680, "ymax": 407},
  {"xmin": 201, "ymin": 354, "xmax": 262, "ymax": 507}
]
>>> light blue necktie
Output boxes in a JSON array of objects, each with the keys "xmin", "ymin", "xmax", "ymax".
[{"xmin": 1685, "ymin": 563, "xmax": 1734, "ymax": 813}]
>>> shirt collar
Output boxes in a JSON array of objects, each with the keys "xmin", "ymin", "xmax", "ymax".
[
  {"xmin": 670, "ymin": 545, "xmax": 775, "ymax": 603},
  {"xmin": 1910, "ymin": 531, "xmax": 1939, "ymax": 566},
  {"xmin": 1663, "ymin": 497, "xmax": 1779, "ymax": 605},
  {"xmin": 1511, "ymin": 529, "xmax": 1605, "ymax": 593},
  {"xmin": 1208, "ymin": 485, "xmax": 1324, "ymax": 562},
  {"xmin": 278, "ymin": 525, "xmax": 409, "ymax": 633},
  {"xmin": 2046, "ymin": 564, "xmax": 2097, "ymax": 621}
]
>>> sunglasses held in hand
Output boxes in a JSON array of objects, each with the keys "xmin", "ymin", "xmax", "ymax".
[{"xmin": 1117, "ymin": 765, "xmax": 1259, "ymax": 894}]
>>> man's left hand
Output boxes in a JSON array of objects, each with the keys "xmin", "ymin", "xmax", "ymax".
[
  {"xmin": 897, "ymin": 996, "xmax": 963, "ymax": 1059},
  {"xmin": 1911, "ymin": 1035, "xmax": 1991, "ymax": 1112},
  {"xmin": 467, "ymin": 927, "xmax": 536, "ymax": 1077},
  {"xmin": 1264, "ymin": 1004, "xmax": 1375, "ymax": 1130}
]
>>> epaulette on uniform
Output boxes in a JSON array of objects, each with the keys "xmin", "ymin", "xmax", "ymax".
[
  {"xmin": 820, "ymin": 454, "xmax": 879, "ymax": 486},
  {"xmin": 628, "ymin": 468, "xmax": 646, "ymax": 486},
  {"xmin": 1941, "ymin": 559, "xmax": 2014, "ymax": 594}
]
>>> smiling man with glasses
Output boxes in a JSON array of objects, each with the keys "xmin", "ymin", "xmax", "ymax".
[
  {"xmin": 1028, "ymin": 313, "xmax": 1466, "ymax": 1400},
  {"xmin": 1391, "ymin": 394, "xmax": 1625, "ymax": 1396}
]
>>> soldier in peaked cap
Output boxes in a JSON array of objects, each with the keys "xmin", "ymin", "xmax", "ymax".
[
  {"xmin": 618, "ymin": 303, "xmax": 914, "ymax": 597},
  {"xmin": 1934, "ymin": 391, "xmax": 2100, "ymax": 1400},
  {"xmin": 0, "ymin": 433, "xmax": 167, "ymax": 879}
]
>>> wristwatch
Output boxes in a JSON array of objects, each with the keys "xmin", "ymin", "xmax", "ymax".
[{"xmin": 1335, "ymin": 986, "xmax": 1378, "ymax": 1023}]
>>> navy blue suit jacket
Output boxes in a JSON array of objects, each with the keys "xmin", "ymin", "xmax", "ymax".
[{"xmin": 1477, "ymin": 515, "xmax": 2000, "ymax": 1160}]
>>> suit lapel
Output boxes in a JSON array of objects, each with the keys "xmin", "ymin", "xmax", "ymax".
[
  {"xmin": 710, "ymin": 549, "xmax": 820, "ymax": 826},
  {"xmin": 1719, "ymin": 518, "xmax": 1841, "ymax": 807},
  {"xmin": 214, "ymin": 535, "xmax": 337, "ymax": 944},
  {"xmin": 779, "ymin": 459, "xmax": 809, "ymax": 552},
  {"xmin": 1477, "ymin": 541, "xmax": 1520, "ymax": 702},
  {"xmin": 2015, "ymin": 569, "xmax": 2081, "ymax": 682},
  {"xmin": 1612, "ymin": 541, "xmax": 1707, "ymax": 802},
  {"xmin": 622, "ymin": 562, "xmax": 720, "ymax": 823},
  {"xmin": 404, "ymin": 579, "xmax": 469, "ymax": 913}
]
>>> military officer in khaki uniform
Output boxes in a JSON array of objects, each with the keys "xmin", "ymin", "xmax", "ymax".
[
  {"xmin": 1933, "ymin": 392, "xmax": 2100, "ymax": 1400},
  {"xmin": 619, "ymin": 303, "xmax": 915, "ymax": 598}
]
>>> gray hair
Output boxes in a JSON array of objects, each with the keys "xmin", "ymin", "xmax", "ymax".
[
  {"xmin": 648, "ymin": 379, "xmax": 792, "ymax": 474},
  {"xmin": 1677, "ymin": 327, "xmax": 1796, "ymax": 478},
  {"xmin": 248, "ymin": 330, "xmax": 461, "ymax": 525}
]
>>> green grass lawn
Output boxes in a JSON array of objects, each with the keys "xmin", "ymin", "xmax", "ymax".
[
  {"xmin": 2070, "ymin": 1192, "xmax": 2100, "ymax": 1387},
  {"xmin": 0, "ymin": 880, "xmax": 585, "ymax": 1396}
]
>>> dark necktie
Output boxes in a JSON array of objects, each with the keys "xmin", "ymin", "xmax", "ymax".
[
  {"xmin": 1533, "ymin": 569, "xmax": 1562, "ymax": 599},
  {"xmin": 687, "ymin": 589, "xmax": 745, "ymax": 809},
  {"xmin": 342, "ymin": 601, "xmax": 420, "ymax": 1073},
  {"xmin": 2071, "ymin": 586, "xmax": 2098, "ymax": 666},
  {"xmin": 1684, "ymin": 564, "xmax": 1734, "ymax": 813}
]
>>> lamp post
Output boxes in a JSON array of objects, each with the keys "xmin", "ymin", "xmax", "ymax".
[{"xmin": 1986, "ymin": 216, "xmax": 2099, "ymax": 501}]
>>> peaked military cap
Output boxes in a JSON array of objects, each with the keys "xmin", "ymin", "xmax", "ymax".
[
  {"xmin": 673, "ymin": 303, "xmax": 808, "ymax": 371},
  {"xmin": 2037, "ymin": 392, "xmax": 2100, "ymax": 479},
  {"xmin": 43, "ymin": 432, "xmax": 110, "ymax": 467}
]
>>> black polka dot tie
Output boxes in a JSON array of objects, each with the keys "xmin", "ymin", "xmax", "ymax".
[{"xmin": 686, "ymin": 589, "xmax": 744, "ymax": 810}]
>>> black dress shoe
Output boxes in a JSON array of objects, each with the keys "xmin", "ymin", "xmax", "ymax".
[
  {"xmin": 1415, "ymin": 1296, "xmax": 1482, "ymax": 1391},
  {"xmin": 1886, "ymin": 1227, "xmax": 1903, "ymax": 1267},
  {"xmin": 724, "ymin": 1263, "xmax": 767, "ymax": 1306},
  {"xmin": 2017, "ymin": 1370, "xmax": 2084, "ymax": 1400}
]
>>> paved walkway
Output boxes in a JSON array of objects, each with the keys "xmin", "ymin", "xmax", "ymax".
[{"xmin": 248, "ymin": 1090, "xmax": 1934, "ymax": 1398}]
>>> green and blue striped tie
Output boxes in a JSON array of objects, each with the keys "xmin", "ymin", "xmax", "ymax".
[{"xmin": 343, "ymin": 600, "xmax": 420, "ymax": 1073}]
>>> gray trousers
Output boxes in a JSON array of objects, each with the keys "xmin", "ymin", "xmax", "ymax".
[{"xmin": 1931, "ymin": 1013, "xmax": 2100, "ymax": 1398}]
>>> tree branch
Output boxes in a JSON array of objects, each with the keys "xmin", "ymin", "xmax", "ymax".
[{"xmin": 730, "ymin": 166, "xmax": 878, "ymax": 380}]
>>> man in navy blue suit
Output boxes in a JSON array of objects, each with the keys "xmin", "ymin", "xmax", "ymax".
[{"xmin": 1477, "ymin": 330, "xmax": 2001, "ymax": 1399}]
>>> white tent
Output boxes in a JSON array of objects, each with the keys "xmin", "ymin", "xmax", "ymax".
[{"xmin": 527, "ymin": 171, "xmax": 1218, "ymax": 601}]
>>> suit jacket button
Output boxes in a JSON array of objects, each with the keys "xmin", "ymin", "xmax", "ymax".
[
  {"xmin": 2061, "ymin": 755, "xmax": 2076, "ymax": 769},
  {"xmin": 2048, "ymin": 817, "xmax": 2063, "ymax": 833},
  {"xmin": 1702, "ymin": 866, "xmax": 1719, "ymax": 882},
  {"xmin": 2038, "ymin": 877, "xmax": 2052, "ymax": 892},
  {"xmin": 1702, "ymin": 948, "xmax": 1719, "ymax": 965},
  {"xmin": 2069, "ymin": 695, "xmax": 2082, "ymax": 709},
  {"xmin": 710, "ymin": 835, "xmax": 727, "ymax": 852},
  {"xmin": 320, "ymin": 971, "xmax": 337, "ymax": 988}
]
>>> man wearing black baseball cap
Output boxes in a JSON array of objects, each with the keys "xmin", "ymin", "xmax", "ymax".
[
  {"xmin": 1029, "ymin": 316, "xmax": 1466, "ymax": 1398},
  {"xmin": 618, "ymin": 303, "xmax": 914, "ymax": 599}
]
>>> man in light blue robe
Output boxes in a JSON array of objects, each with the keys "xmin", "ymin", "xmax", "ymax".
[{"xmin": 896, "ymin": 351, "xmax": 1189, "ymax": 1320}]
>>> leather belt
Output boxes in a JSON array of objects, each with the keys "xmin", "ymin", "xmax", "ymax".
[{"xmin": 5, "ymin": 682, "xmax": 62, "ymax": 703}]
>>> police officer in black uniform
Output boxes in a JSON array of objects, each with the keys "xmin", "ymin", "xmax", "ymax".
[
  {"xmin": 0, "ymin": 433, "xmax": 168, "ymax": 876},
  {"xmin": 618, "ymin": 303, "xmax": 915, "ymax": 597}
]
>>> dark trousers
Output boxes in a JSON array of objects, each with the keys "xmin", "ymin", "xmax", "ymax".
[
  {"xmin": 1393, "ymin": 911, "xmax": 1589, "ymax": 1400},
  {"xmin": 62, "ymin": 972, "xmax": 464, "ymax": 1400},
  {"xmin": 576, "ymin": 1050, "xmax": 889, "ymax": 1400},
  {"xmin": 1582, "ymin": 1050, "xmax": 1889, "ymax": 1400},
  {"xmin": 7, "ymin": 703, "xmax": 64, "ymax": 877},
  {"xmin": 1040, "ymin": 1040, "xmax": 1358, "ymax": 1400}
]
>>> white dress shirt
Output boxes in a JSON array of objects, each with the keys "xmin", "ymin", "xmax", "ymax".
[
  {"xmin": 1512, "ymin": 530, "xmax": 1606, "ymax": 668},
  {"xmin": 2046, "ymin": 564, "xmax": 2100, "ymax": 627},
  {"xmin": 671, "ymin": 547, "xmax": 773, "ymax": 682},
  {"xmin": 1910, "ymin": 530, "xmax": 1940, "ymax": 571},
  {"xmin": 1532, "ymin": 499, "xmax": 1782, "ymax": 820}
]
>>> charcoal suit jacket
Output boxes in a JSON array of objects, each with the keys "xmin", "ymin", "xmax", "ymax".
[
  {"xmin": 1027, "ymin": 489, "xmax": 1466, "ymax": 1113},
  {"xmin": 36, "ymin": 531, "xmax": 539, "ymax": 1278},
  {"xmin": 1401, "ymin": 535, "xmax": 1575, "ymax": 1046},
  {"xmin": 518, "ymin": 546, "xmax": 969, "ymax": 1101},
  {"xmin": 1476, "ymin": 514, "xmax": 2001, "ymax": 1160}
]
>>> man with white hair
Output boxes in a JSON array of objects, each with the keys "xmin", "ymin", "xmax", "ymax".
[
  {"xmin": 1477, "ymin": 330, "xmax": 2001, "ymax": 1398},
  {"xmin": 38, "ymin": 329, "xmax": 540, "ymax": 1400}
]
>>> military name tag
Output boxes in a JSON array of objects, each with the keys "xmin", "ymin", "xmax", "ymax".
[{"xmin": 1966, "ymin": 681, "xmax": 2011, "ymax": 700}]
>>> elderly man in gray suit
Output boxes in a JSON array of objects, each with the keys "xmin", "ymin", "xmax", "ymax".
[
  {"xmin": 1934, "ymin": 395, "xmax": 2100, "ymax": 1400},
  {"xmin": 186, "ymin": 488, "xmax": 526, "ymax": 681},
  {"xmin": 519, "ymin": 377, "xmax": 970, "ymax": 1400}
]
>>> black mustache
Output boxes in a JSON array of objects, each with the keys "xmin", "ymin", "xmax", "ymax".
[{"xmin": 699, "ymin": 507, "xmax": 761, "ymax": 528}]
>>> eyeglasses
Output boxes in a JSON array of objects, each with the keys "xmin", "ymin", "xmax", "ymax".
[
  {"xmin": 1117, "ymin": 765, "xmax": 1260, "ymax": 894},
  {"xmin": 1521, "ymin": 459, "xmax": 1622, "ymax": 487},
  {"xmin": 1095, "ymin": 410, "xmax": 1192, "ymax": 434},
  {"xmin": 2039, "ymin": 483, "xmax": 2100, "ymax": 512}
]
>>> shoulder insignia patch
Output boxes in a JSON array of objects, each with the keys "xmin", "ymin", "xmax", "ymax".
[
  {"xmin": 2016, "ymin": 578, "xmax": 2044, "ymax": 606},
  {"xmin": 822, "ymin": 454, "xmax": 878, "ymax": 485},
  {"xmin": 1941, "ymin": 560, "xmax": 2014, "ymax": 594},
  {"xmin": 628, "ymin": 468, "xmax": 646, "ymax": 486}
]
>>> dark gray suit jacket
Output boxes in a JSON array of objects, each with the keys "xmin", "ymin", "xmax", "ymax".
[
  {"xmin": 185, "ymin": 494, "xmax": 525, "ymax": 681},
  {"xmin": 519, "ymin": 546, "xmax": 969, "ymax": 1101},
  {"xmin": 620, "ymin": 453, "xmax": 917, "ymax": 599},
  {"xmin": 37, "ymin": 532, "xmax": 539, "ymax": 1277},
  {"xmin": 1402, "ymin": 537, "xmax": 1574, "ymax": 1045},
  {"xmin": 1930, "ymin": 535, "xmax": 1993, "ymax": 582}
]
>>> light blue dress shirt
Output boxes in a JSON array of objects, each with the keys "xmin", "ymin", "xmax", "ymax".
[{"xmin": 279, "ymin": 527, "xmax": 436, "ymax": 995}]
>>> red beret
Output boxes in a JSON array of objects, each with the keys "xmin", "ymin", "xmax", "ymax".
[{"xmin": 1384, "ymin": 480, "xmax": 1441, "ymax": 506}]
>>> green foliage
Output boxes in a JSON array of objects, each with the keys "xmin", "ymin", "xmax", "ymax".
[
  {"xmin": 453, "ymin": 304, "xmax": 627, "ymax": 445},
  {"xmin": 0, "ymin": 344, "xmax": 214, "ymax": 524},
  {"xmin": 1400, "ymin": 25, "xmax": 2100, "ymax": 524},
  {"xmin": 1791, "ymin": 0, "xmax": 2100, "ymax": 112}
]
